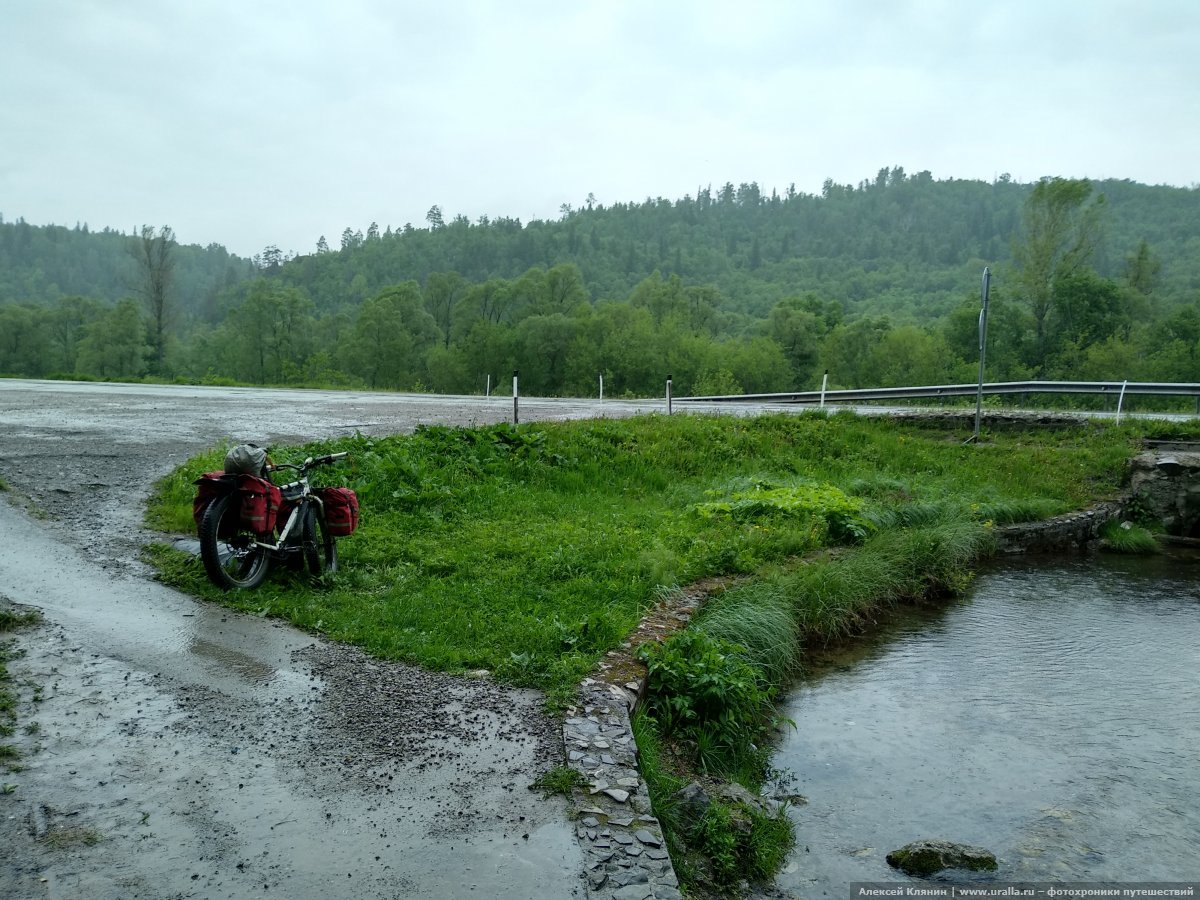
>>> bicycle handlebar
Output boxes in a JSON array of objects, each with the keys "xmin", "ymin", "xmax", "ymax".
[{"xmin": 269, "ymin": 452, "xmax": 349, "ymax": 474}]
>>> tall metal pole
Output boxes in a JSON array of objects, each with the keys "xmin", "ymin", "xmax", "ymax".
[{"xmin": 972, "ymin": 267, "xmax": 992, "ymax": 442}]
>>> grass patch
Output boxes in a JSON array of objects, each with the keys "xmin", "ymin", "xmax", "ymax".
[
  {"xmin": 710, "ymin": 517, "xmax": 992, "ymax": 648},
  {"xmin": 145, "ymin": 413, "xmax": 1148, "ymax": 703},
  {"xmin": 630, "ymin": 710, "xmax": 697, "ymax": 882},
  {"xmin": 637, "ymin": 630, "xmax": 776, "ymax": 779},
  {"xmin": 636, "ymin": 512, "xmax": 992, "ymax": 892},
  {"xmin": 1100, "ymin": 520, "xmax": 1160, "ymax": 554},
  {"xmin": 633, "ymin": 708, "xmax": 795, "ymax": 894},
  {"xmin": 695, "ymin": 593, "xmax": 799, "ymax": 685},
  {"xmin": 690, "ymin": 800, "xmax": 795, "ymax": 889},
  {"xmin": 529, "ymin": 765, "xmax": 587, "ymax": 799},
  {"xmin": 0, "ymin": 607, "xmax": 42, "ymax": 631},
  {"xmin": 143, "ymin": 412, "xmax": 1179, "ymax": 894}
]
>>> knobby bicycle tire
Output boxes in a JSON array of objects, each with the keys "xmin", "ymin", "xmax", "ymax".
[{"xmin": 199, "ymin": 493, "xmax": 271, "ymax": 590}]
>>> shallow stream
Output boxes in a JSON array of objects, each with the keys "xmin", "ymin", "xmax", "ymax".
[{"xmin": 772, "ymin": 551, "xmax": 1200, "ymax": 891}]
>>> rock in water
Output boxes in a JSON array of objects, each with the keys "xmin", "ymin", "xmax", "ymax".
[{"xmin": 886, "ymin": 840, "xmax": 998, "ymax": 877}]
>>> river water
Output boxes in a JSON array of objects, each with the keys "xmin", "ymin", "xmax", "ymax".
[{"xmin": 772, "ymin": 552, "xmax": 1200, "ymax": 892}]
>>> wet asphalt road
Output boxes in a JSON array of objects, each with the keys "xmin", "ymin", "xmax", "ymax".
[{"xmin": 0, "ymin": 379, "xmax": 680, "ymax": 899}]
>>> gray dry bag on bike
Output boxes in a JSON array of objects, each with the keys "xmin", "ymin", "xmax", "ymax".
[{"xmin": 224, "ymin": 443, "xmax": 269, "ymax": 478}]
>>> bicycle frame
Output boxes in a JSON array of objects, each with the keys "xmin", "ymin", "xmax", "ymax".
[
  {"xmin": 250, "ymin": 452, "xmax": 344, "ymax": 551},
  {"xmin": 252, "ymin": 497, "xmax": 314, "ymax": 551}
]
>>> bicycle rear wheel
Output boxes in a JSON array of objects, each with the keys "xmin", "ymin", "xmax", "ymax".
[
  {"xmin": 199, "ymin": 493, "xmax": 271, "ymax": 590},
  {"xmin": 302, "ymin": 503, "xmax": 338, "ymax": 576}
]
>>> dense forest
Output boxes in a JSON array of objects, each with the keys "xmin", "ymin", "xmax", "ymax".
[{"xmin": 2, "ymin": 170, "xmax": 1199, "ymax": 397}]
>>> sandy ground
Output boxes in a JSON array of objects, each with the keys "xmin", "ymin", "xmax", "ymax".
[{"xmin": 0, "ymin": 380, "xmax": 671, "ymax": 899}]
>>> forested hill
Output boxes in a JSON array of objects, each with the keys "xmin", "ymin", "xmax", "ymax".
[
  {"xmin": 3, "ymin": 171, "xmax": 1200, "ymax": 398},
  {"xmin": 0, "ymin": 216, "xmax": 252, "ymax": 316},
  {"xmin": 275, "ymin": 171, "xmax": 1200, "ymax": 322},
  {"xmin": 4, "ymin": 172, "xmax": 1199, "ymax": 323}
]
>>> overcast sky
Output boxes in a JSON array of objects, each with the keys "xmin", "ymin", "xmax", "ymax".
[{"xmin": 3, "ymin": 0, "xmax": 1198, "ymax": 259}]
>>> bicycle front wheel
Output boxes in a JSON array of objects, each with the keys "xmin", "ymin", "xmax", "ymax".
[
  {"xmin": 199, "ymin": 493, "xmax": 271, "ymax": 590},
  {"xmin": 302, "ymin": 502, "xmax": 338, "ymax": 576}
]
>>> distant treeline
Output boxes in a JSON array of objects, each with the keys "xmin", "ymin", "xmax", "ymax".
[{"xmin": 2, "ymin": 171, "xmax": 1199, "ymax": 396}]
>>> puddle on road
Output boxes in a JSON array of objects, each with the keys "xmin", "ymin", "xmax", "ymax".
[
  {"xmin": 187, "ymin": 637, "xmax": 279, "ymax": 684},
  {"xmin": 0, "ymin": 496, "xmax": 581, "ymax": 899}
]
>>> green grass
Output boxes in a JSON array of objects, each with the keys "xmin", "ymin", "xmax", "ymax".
[
  {"xmin": 707, "ymin": 517, "xmax": 992, "ymax": 650},
  {"xmin": 528, "ymin": 765, "xmax": 587, "ymax": 798},
  {"xmin": 0, "ymin": 607, "xmax": 42, "ymax": 632},
  {"xmin": 144, "ymin": 412, "xmax": 1156, "ymax": 703},
  {"xmin": 1100, "ymin": 520, "xmax": 1160, "ymax": 554},
  {"xmin": 629, "ymin": 711, "xmax": 692, "ymax": 876},
  {"xmin": 695, "ymin": 593, "xmax": 799, "ymax": 685}
]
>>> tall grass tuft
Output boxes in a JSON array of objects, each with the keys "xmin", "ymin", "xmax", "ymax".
[
  {"xmin": 1100, "ymin": 520, "xmax": 1160, "ymax": 554},
  {"xmin": 722, "ymin": 518, "xmax": 991, "ymax": 643},
  {"xmin": 864, "ymin": 500, "xmax": 955, "ymax": 531},
  {"xmin": 696, "ymin": 593, "xmax": 800, "ymax": 684},
  {"xmin": 973, "ymin": 497, "xmax": 1064, "ymax": 525}
]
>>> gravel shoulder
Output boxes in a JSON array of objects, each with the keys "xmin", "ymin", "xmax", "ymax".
[{"xmin": 0, "ymin": 380, "xmax": 649, "ymax": 899}]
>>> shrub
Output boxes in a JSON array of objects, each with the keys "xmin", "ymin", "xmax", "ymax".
[
  {"xmin": 637, "ymin": 630, "xmax": 775, "ymax": 776},
  {"xmin": 689, "ymin": 800, "xmax": 796, "ymax": 888},
  {"xmin": 694, "ymin": 479, "xmax": 872, "ymax": 543}
]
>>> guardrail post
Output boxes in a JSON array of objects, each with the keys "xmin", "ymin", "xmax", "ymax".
[
  {"xmin": 512, "ymin": 369, "xmax": 519, "ymax": 424},
  {"xmin": 973, "ymin": 267, "xmax": 992, "ymax": 442},
  {"xmin": 666, "ymin": 374, "xmax": 673, "ymax": 415}
]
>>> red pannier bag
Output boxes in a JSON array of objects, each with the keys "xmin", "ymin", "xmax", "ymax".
[
  {"xmin": 193, "ymin": 472, "xmax": 234, "ymax": 532},
  {"xmin": 237, "ymin": 474, "xmax": 283, "ymax": 535},
  {"xmin": 318, "ymin": 487, "xmax": 359, "ymax": 536}
]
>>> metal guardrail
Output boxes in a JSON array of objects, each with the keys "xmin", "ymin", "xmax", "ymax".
[{"xmin": 677, "ymin": 380, "xmax": 1200, "ymax": 405}]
